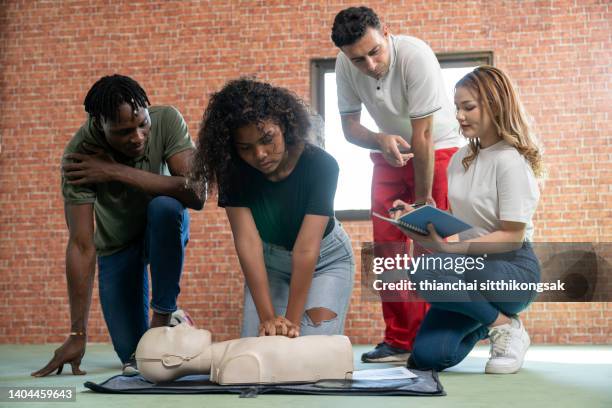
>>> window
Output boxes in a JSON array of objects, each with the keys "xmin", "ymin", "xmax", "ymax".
[{"xmin": 311, "ymin": 52, "xmax": 493, "ymax": 220}]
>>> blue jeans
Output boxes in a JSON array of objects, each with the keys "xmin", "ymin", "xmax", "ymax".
[
  {"xmin": 241, "ymin": 220, "xmax": 355, "ymax": 337},
  {"xmin": 97, "ymin": 196, "xmax": 190, "ymax": 363},
  {"xmin": 409, "ymin": 243, "xmax": 540, "ymax": 371}
]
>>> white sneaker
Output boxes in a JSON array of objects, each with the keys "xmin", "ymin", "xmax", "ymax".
[
  {"xmin": 170, "ymin": 309, "xmax": 195, "ymax": 327},
  {"xmin": 485, "ymin": 317, "xmax": 530, "ymax": 374},
  {"xmin": 122, "ymin": 355, "xmax": 139, "ymax": 376}
]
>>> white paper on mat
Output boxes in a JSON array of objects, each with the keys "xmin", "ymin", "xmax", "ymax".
[{"xmin": 351, "ymin": 367, "xmax": 417, "ymax": 381}]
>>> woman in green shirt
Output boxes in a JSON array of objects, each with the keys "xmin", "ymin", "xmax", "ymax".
[{"xmin": 192, "ymin": 78, "xmax": 354, "ymax": 337}]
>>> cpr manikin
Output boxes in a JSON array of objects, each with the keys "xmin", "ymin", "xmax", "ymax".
[{"xmin": 135, "ymin": 323, "xmax": 354, "ymax": 384}]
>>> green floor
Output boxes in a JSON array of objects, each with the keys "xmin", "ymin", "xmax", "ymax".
[{"xmin": 1, "ymin": 344, "xmax": 610, "ymax": 408}]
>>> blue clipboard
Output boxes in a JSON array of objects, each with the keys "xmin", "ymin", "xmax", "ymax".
[{"xmin": 373, "ymin": 205, "xmax": 472, "ymax": 238}]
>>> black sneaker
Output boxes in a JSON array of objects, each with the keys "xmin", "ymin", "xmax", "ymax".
[
  {"xmin": 361, "ymin": 342, "xmax": 411, "ymax": 363},
  {"xmin": 122, "ymin": 355, "xmax": 139, "ymax": 376}
]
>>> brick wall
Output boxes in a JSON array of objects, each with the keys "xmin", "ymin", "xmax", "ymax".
[{"xmin": 0, "ymin": 0, "xmax": 610, "ymax": 345}]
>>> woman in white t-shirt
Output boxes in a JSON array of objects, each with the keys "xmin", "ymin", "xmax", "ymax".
[{"xmin": 391, "ymin": 66, "xmax": 542, "ymax": 374}]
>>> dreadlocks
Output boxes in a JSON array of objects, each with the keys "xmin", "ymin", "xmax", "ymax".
[{"xmin": 83, "ymin": 74, "xmax": 150, "ymax": 123}]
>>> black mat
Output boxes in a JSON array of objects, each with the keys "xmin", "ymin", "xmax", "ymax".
[{"xmin": 84, "ymin": 370, "xmax": 445, "ymax": 397}]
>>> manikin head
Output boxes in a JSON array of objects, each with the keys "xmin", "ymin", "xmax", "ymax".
[{"xmin": 135, "ymin": 324, "xmax": 212, "ymax": 383}]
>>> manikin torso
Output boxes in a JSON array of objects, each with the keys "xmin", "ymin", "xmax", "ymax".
[{"xmin": 135, "ymin": 324, "xmax": 354, "ymax": 384}]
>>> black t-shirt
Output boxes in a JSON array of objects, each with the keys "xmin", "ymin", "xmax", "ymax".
[{"xmin": 219, "ymin": 145, "xmax": 338, "ymax": 250}]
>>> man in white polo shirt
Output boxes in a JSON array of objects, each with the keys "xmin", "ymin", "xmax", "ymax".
[{"xmin": 331, "ymin": 6, "xmax": 462, "ymax": 363}]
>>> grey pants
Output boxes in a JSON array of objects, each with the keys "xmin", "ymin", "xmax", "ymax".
[{"xmin": 241, "ymin": 220, "xmax": 355, "ymax": 337}]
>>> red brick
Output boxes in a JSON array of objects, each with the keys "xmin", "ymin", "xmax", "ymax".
[{"xmin": 0, "ymin": 0, "xmax": 610, "ymax": 345}]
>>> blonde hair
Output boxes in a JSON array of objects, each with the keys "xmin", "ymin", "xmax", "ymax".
[{"xmin": 456, "ymin": 66, "xmax": 543, "ymax": 177}]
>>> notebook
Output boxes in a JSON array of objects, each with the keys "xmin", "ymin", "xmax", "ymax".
[{"xmin": 372, "ymin": 205, "xmax": 472, "ymax": 238}]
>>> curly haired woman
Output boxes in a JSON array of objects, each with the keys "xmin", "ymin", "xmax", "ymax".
[{"xmin": 192, "ymin": 78, "xmax": 354, "ymax": 338}]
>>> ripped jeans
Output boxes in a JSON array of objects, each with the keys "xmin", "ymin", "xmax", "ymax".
[{"xmin": 241, "ymin": 219, "xmax": 355, "ymax": 337}]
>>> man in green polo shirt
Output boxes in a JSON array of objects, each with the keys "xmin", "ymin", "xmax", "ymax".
[{"xmin": 32, "ymin": 75, "xmax": 205, "ymax": 377}]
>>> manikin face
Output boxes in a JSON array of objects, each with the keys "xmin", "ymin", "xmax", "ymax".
[
  {"xmin": 135, "ymin": 323, "xmax": 212, "ymax": 382},
  {"xmin": 234, "ymin": 120, "xmax": 287, "ymax": 176},
  {"xmin": 138, "ymin": 324, "xmax": 212, "ymax": 359},
  {"xmin": 100, "ymin": 103, "xmax": 151, "ymax": 158},
  {"xmin": 454, "ymin": 86, "xmax": 495, "ymax": 142},
  {"xmin": 340, "ymin": 27, "xmax": 391, "ymax": 80}
]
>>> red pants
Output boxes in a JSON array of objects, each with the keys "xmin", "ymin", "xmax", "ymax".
[{"xmin": 371, "ymin": 147, "xmax": 458, "ymax": 350}]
